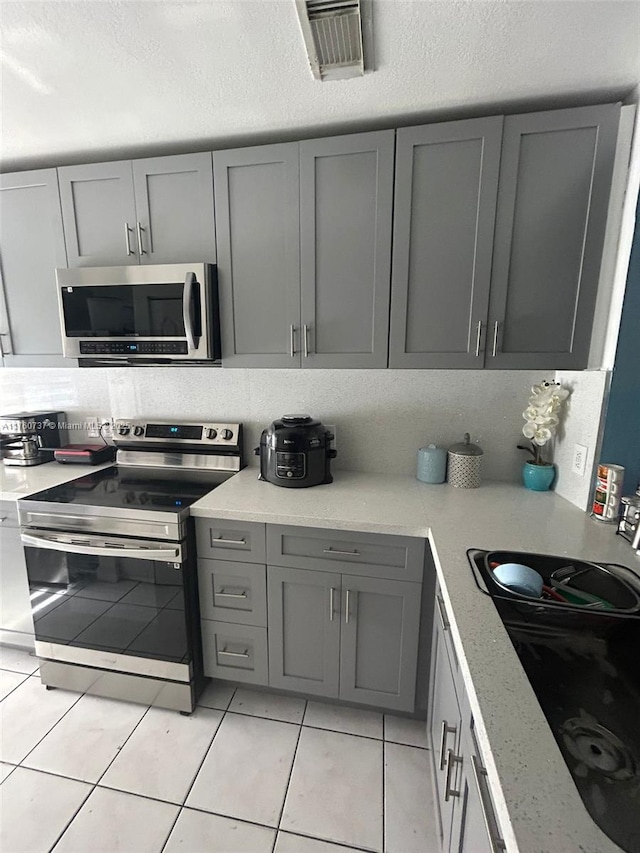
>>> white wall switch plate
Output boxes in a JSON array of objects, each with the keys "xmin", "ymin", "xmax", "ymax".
[{"xmin": 572, "ymin": 443, "xmax": 588, "ymax": 476}]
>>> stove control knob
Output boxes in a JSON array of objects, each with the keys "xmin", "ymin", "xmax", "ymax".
[
  {"xmin": 133, "ymin": 426, "xmax": 144, "ymax": 437},
  {"xmin": 117, "ymin": 426, "xmax": 130, "ymax": 436},
  {"xmin": 220, "ymin": 429, "xmax": 233, "ymax": 441},
  {"xmin": 206, "ymin": 428, "xmax": 218, "ymax": 440}
]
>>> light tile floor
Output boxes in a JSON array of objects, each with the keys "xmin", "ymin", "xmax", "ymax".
[{"xmin": 0, "ymin": 648, "xmax": 441, "ymax": 853}]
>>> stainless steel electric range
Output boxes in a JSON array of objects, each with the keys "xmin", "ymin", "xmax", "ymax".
[{"xmin": 18, "ymin": 420, "xmax": 243, "ymax": 713}]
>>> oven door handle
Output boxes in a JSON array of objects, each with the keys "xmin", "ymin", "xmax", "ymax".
[
  {"xmin": 182, "ymin": 272, "xmax": 197, "ymax": 352},
  {"xmin": 21, "ymin": 533, "xmax": 181, "ymax": 563}
]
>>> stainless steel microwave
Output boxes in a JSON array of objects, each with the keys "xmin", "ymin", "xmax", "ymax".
[{"xmin": 56, "ymin": 263, "xmax": 220, "ymax": 362}]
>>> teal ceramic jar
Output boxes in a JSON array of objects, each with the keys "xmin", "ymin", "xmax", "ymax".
[
  {"xmin": 522, "ymin": 462, "xmax": 555, "ymax": 491},
  {"xmin": 417, "ymin": 444, "xmax": 447, "ymax": 484}
]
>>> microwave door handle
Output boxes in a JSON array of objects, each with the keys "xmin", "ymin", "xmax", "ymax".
[
  {"xmin": 21, "ymin": 533, "xmax": 180, "ymax": 562},
  {"xmin": 182, "ymin": 272, "xmax": 197, "ymax": 351}
]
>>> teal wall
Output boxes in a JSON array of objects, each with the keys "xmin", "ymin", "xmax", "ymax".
[{"xmin": 600, "ymin": 196, "xmax": 640, "ymax": 495}]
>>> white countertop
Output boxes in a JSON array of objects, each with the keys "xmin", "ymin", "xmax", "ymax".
[
  {"xmin": 192, "ymin": 468, "xmax": 639, "ymax": 853},
  {"xmin": 0, "ymin": 461, "xmax": 113, "ymax": 502}
]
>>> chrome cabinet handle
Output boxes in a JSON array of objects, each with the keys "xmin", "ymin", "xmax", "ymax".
[
  {"xmin": 444, "ymin": 748, "xmax": 463, "ymax": 801},
  {"xmin": 323, "ymin": 547, "xmax": 360, "ymax": 557},
  {"xmin": 436, "ymin": 594, "xmax": 450, "ymax": 631},
  {"xmin": 471, "ymin": 755, "xmax": 507, "ymax": 851},
  {"xmin": 213, "ymin": 536, "xmax": 246, "ymax": 546},
  {"xmin": 219, "ymin": 648, "xmax": 249, "ymax": 658},
  {"xmin": 329, "ymin": 586, "xmax": 336, "ymax": 621},
  {"xmin": 439, "ymin": 720, "xmax": 457, "ymax": 770},
  {"xmin": 124, "ymin": 222, "xmax": 135, "ymax": 256},
  {"xmin": 182, "ymin": 272, "xmax": 197, "ymax": 351},
  {"xmin": 289, "ymin": 324, "xmax": 296, "ymax": 358},
  {"xmin": 20, "ymin": 532, "xmax": 179, "ymax": 562},
  {"xmin": 491, "ymin": 321, "xmax": 499, "ymax": 357},
  {"xmin": 216, "ymin": 590, "xmax": 248, "ymax": 599},
  {"xmin": 475, "ymin": 320, "xmax": 483, "ymax": 357},
  {"xmin": 345, "ymin": 589, "xmax": 351, "ymax": 623},
  {"xmin": 136, "ymin": 222, "xmax": 146, "ymax": 255},
  {"xmin": 303, "ymin": 324, "xmax": 310, "ymax": 358}
]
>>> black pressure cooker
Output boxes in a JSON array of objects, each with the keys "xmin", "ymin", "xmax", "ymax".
[{"xmin": 255, "ymin": 415, "xmax": 336, "ymax": 488}]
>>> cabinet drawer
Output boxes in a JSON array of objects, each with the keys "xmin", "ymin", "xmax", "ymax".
[
  {"xmin": 0, "ymin": 501, "xmax": 19, "ymax": 528},
  {"xmin": 198, "ymin": 559, "xmax": 267, "ymax": 627},
  {"xmin": 201, "ymin": 620, "xmax": 268, "ymax": 685},
  {"xmin": 196, "ymin": 518, "xmax": 266, "ymax": 563},
  {"xmin": 267, "ymin": 524, "xmax": 425, "ymax": 582}
]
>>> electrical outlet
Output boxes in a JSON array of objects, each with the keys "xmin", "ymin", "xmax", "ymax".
[
  {"xmin": 325, "ymin": 424, "xmax": 337, "ymax": 451},
  {"xmin": 572, "ymin": 443, "xmax": 588, "ymax": 477},
  {"xmin": 88, "ymin": 416, "xmax": 113, "ymax": 440}
]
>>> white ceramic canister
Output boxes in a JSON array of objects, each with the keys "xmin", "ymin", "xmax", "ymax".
[
  {"xmin": 416, "ymin": 444, "xmax": 447, "ymax": 484},
  {"xmin": 447, "ymin": 433, "xmax": 483, "ymax": 488}
]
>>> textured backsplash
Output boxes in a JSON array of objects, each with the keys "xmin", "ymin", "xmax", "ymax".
[{"xmin": 1, "ymin": 367, "xmax": 557, "ymax": 484}]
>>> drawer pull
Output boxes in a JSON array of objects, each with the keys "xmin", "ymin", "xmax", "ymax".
[
  {"xmin": 216, "ymin": 590, "xmax": 248, "ymax": 599},
  {"xmin": 213, "ymin": 536, "xmax": 246, "ymax": 546},
  {"xmin": 440, "ymin": 720, "xmax": 457, "ymax": 770},
  {"xmin": 219, "ymin": 647, "xmax": 250, "ymax": 658},
  {"xmin": 471, "ymin": 755, "xmax": 507, "ymax": 851},
  {"xmin": 323, "ymin": 547, "xmax": 360, "ymax": 557},
  {"xmin": 436, "ymin": 594, "xmax": 450, "ymax": 631},
  {"xmin": 444, "ymin": 748, "xmax": 463, "ymax": 801}
]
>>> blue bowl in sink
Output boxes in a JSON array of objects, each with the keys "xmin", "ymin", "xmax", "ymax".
[{"xmin": 493, "ymin": 563, "xmax": 544, "ymax": 598}]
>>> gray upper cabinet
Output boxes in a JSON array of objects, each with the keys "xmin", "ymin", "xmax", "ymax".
[
  {"xmin": 59, "ymin": 153, "xmax": 216, "ymax": 268},
  {"xmin": 487, "ymin": 103, "xmax": 620, "ymax": 369},
  {"xmin": 339, "ymin": 575, "xmax": 421, "ymax": 712},
  {"xmin": 389, "ymin": 117, "xmax": 503, "ymax": 368},
  {"xmin": 131, "ymin": 153, "xmax": 216, "ymax": 264},
  {"xmin": 214, "ymin": 143, "xmax": 301, "ymax": 368},
  {"xmin": 267, "ymin": 564, "xmax": 341, "ymax": 697},
  {"xmin": 0, "ymin": 169, "xmax": 68, "ymax": 366},
  {"xmin": 300, "ymin": 131, "xmax": 394, "ymax": 368},
  {"xmin": 59, "ymin": 160, "xmax": 138, "ymax": 267}
]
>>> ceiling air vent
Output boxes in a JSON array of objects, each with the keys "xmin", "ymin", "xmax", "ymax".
[{"xmin": 295, "ymin": 0, "xmax": 373, "ymax": 81}]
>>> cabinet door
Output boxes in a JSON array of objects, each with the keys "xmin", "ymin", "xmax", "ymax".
[
  {"xmin": 0, "ymin": 169, "xmax": 68, "ymax": 366},
  {"xmin": 267, "ymin": 565, "xmax": 340, "ymax": 697},
  {"xmin": 300, "ymin": 131, "xmax": 394, "ymax": 368},
  {"xmin": 0, "ymin": 506, "xmax": 34, "ymax": 648},
  {"xmin": 451, "ymin": 759, "xmax": 496, "ymax": 853},
  {"xmin": 339, "ymin": 575, "xmax": 421, "ymax": 711},
  {"xmin": 214, "ymin": 144, "xmax": 301, "ymax": 367},
  {"xmin": 428, "ymin": 607, "xmax": 462, "ymax": 852},
  {"xmin": 389, "ymin": 117, "xmax": 503, "ymax": 368},
  {"xmin": 58, "ymin": 161, "xmax": 138, "ymax": 267},
  {"xmin": 487, "ymin": 103, "xmax": 620, "ymax": 369},
  {"xmin": 132, "ymin": 153, "xmax": 216, "ymax": 265}
]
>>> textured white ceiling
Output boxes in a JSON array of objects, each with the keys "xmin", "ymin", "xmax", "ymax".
[{"xmin": 1, "ymin": 0, "xmax": 639, "ymax": 170}]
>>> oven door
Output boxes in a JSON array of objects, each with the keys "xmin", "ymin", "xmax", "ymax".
[
  {"xmin": 21, "ymin": 530, "xmax": 194, "ymax": 681},
  {"xmin": 56, "ymin": 263, "xmax": 217, "ymax": 361}
]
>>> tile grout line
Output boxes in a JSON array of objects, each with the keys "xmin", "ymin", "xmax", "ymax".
[
  {"xmin": 271, "ymin": 698, "xmax": 307, "ymax": 853},
  {"xmin": 14, "ymin": 683, "xmax": 85, "ymax": 769}
]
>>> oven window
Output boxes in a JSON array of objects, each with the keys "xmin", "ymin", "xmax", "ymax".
[
  {"xmin": 61, "ymin": 284, "xmax": 192, "ymax": 337},
  {"xmin": 25, "ymin": 547, "xmax": 190, "ymax": 664}
]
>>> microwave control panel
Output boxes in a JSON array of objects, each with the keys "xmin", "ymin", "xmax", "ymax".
[{"xmin": 79, "ymin": 341, "xmax": 188, "ymax": 355}]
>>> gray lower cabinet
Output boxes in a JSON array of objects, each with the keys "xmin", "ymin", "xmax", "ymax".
[
  {"xmin": 267, "ymin": 565, "xmax": 341, "ymax": 698},
  {"xmin": 487, "ymin": 103, "xmax": 620, "ymax": 370},
  {"xmin": 0, "ymin": 502, "xmax": 34, "ymax": 648},
  {"xmin": 197, "ymin": 558, "xmax": 267, "ymax": 627},
  {"xmin": 215, "ymin": 131, "xmax": 394, "ymax": 369},
  {"xmin": 267, "ymin": 565, "xmax": 421, "ymax": 711},
  {"xmin": 0, "ymin": 169, "xmax": 68, "ymax": 366},
  {"xmin": 389, "ymin": 117, "xmax": 503, "ymax": 369},
  {"xmin": 200, "ymin": 620, "xmax": 269, "ymax": 685},
  {"xmin": 59, "ymin": 153, "xmax": 216, "ymax": 268},
  {"xmin": 429, "ymin": 582, "xmax": 506, "ymax": 853}
]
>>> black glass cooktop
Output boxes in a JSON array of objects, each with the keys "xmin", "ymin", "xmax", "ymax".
[
  {"xmin": 468, "ymin": 549, "xmax": 640, "ymax": 852},
  {"xmin": 25, "ymin": 465, "xmax": 228, "ymax": 512}
]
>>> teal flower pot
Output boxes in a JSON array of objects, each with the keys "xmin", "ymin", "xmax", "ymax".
[{"xmin": 522, "ymin": 462, "xmax": 555, "ymax": 491}]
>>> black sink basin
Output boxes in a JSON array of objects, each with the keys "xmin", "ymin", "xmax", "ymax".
[{"xmin": 468, "ymin": 549, "xmax": 640, "ymax": 852}]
